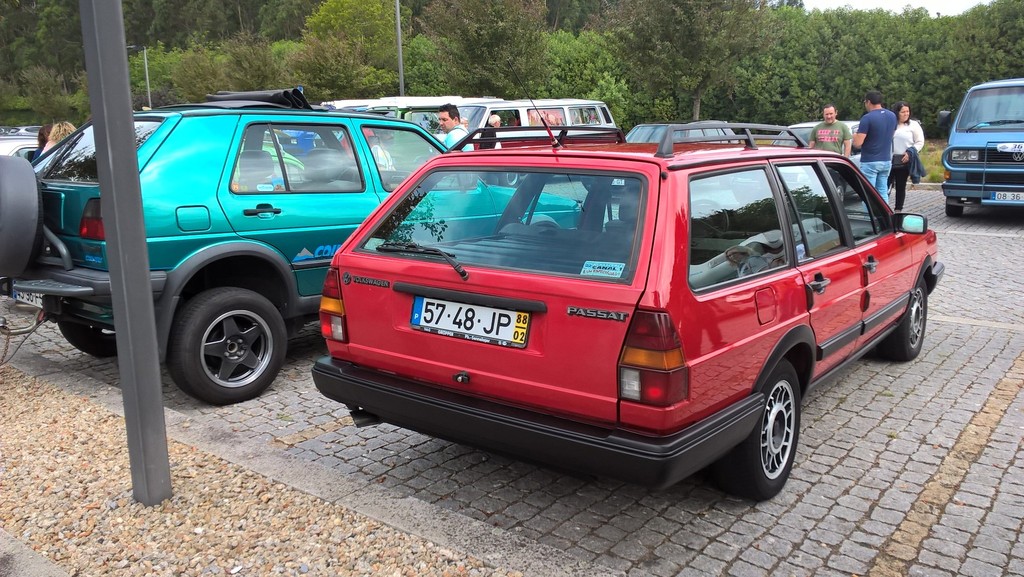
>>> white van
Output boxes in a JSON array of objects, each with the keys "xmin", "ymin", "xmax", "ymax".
[
  {"xmin": 324, "ymin": 96, "xmax": 617, "ymax": 135},
  {"xmin": 480, "ymin": 98, "xmax": 616, "ymax": 130}
]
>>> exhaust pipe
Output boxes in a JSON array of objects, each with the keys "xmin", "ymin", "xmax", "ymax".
[{"xmin": 349, "ymin": 408, "xmax": 381, "ymax": 427}]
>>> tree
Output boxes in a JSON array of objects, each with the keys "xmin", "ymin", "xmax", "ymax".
[
  {"xmin": 422, "ymin": 0, "xmax": 548, "ymax": 97},
  {"xmin": 221, "ymin": 32, "xmax": 287, "ymax": 92},
  {"xmin": 610, "ymin": 0, "xmax": 777, "ymax": 120}
]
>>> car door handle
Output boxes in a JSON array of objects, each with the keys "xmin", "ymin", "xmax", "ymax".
[
  {"xmin": 808, "ymin": 273, "xmax": 831, "ymax": 294},
  {"xmin": 863, "ymin": 256, "xmax": 878, "ymax": 274},
  {"xmin": 243, "ymin": 204, "xmax": 282, "ymax": 216}
]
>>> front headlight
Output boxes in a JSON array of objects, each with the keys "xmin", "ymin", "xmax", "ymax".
[{"xmin": 950, "ymin": 149, "xmax": 980, "ymax": 162}]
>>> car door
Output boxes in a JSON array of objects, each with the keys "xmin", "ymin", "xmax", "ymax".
[
  {"xmin": 775, "ymin": 162, "xmax": 865, "ymax": 377},
  {"xmin": 217, "ymin": 116, "xmax": 388, "ymax": 296},
  {"xmin": 822, "ymin": 161, "xmax": 916, "ymax": 348}
]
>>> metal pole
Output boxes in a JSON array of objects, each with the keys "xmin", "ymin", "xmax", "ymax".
[
  {"xmin": 395, "ymin": 0, "xmax": 404, "ymax": 96},
  {"xmin": 143, "ymin": 46, "xmax": 152, "ymax": 109},
  {"xmin": 79, "ymin": 0, "xmax": 172, "ymax": 506}
]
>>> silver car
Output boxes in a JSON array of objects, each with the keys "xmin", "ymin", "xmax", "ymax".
[{"xmin": 0, "ymin": 136, "xmax": 38, "ymax": 160}]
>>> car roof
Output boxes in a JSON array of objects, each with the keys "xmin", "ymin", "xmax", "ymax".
[{"xmin": 446, "ymin": 123, "xmax": 826, "ymax": 169}]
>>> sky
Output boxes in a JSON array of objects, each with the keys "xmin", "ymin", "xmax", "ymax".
[{"xmin": 801, "ymin": 0, "xmax": 990, "ymax": 17}]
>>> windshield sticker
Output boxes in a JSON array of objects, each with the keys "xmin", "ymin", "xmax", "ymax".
[
  {"xmin": 580, "ymin": 261, "xmax": 625, "ymax": 278},
  {"xmin": 256, "ymin": 183, "xmax": 276, "ymax": 192}
]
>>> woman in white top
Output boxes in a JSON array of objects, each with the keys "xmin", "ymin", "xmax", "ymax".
[{"xmin": 888, "ymin": 101, "xmax": 925, "ymax": 211}]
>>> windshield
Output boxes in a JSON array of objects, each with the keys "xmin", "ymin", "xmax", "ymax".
[
  {"xmin": 361, "ymin": 169, "xmax": 646, "ymax": 282},
  {"xmin": 956, "ymin": 86, "xmax": 1024, "ymax": 131}
]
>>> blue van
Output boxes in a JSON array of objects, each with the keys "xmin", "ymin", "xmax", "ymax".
[{"xmin": 939, "ymin": 78, "xmax": 1024, "ymax": 217}]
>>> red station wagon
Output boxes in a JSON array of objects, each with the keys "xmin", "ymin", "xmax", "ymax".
[{"xmin": 312, "ymin": 124, "xmax": 944, "ymax": 500}]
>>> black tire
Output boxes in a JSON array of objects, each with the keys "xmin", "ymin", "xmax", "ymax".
[
  {"xmin": 58, "ymin": 321, "xmax": 117, "ymax": 358},
  {"xmin": 0, "ymin": 156, "xmax": 43, "ymax": 276},
  {"xmin": 711, "ymin": 359, "xmax": 801, "ymax": 501},
  {"xmin": 945, "ymin": 202, "xmax": 964, "ymax": 218},
  {"xmin": 877, "ymin": 277, "xmax": 928, "ymax": 362},
  {"xmin": 167, "ymin": 287, "xmax": 287, "ymax": 405}
]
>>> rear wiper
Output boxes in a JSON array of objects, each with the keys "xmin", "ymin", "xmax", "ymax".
[
  {"xmin": 966, "ymin": 119, "xmax": 1024, "ymax": 131},
  {"xmin": 376, "ymin": 241, "xmax": 469, "ymax": 281}
]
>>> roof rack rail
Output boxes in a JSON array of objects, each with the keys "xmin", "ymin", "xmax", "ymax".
[
  {"xmin": 447, "ymin": 125, "xmax": 625, "ymax": 152},
  {"xmin": 654, "ymin": 122, "xmax": 806, "ymax": 158},
  {"xmin": 204, "ymin": 88, "xmax": 313, "ymax": 110}
]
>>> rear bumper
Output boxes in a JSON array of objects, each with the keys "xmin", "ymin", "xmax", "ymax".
[
  {"xmin": 312, "ymin": 357, "xmax": 764, "ymax": 489},
  {"xmin": 0, "ymin": 268, "xmax": 166, "ymax": 324}
]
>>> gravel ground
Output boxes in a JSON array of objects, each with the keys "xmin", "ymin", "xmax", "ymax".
[{"xmin": 0, "ymin": 366, "xmax": 522, "ymax": 577}]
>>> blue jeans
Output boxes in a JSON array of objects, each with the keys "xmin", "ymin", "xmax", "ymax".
[{"xmin": 860, "ymin": 160, "xmax": 892, "ymax": 195}]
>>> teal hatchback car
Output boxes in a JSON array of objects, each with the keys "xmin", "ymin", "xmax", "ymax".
[{"xmin": 0, "ymin": 89, "xmax": 444, "ymax": 404}]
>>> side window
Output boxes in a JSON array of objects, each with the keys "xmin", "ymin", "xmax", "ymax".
[
  {"xmin": 777, "ymin": 164, "xmax": 842, "ymax": 260},
  {"xmin": 44, "ymin": 120, "xmax": 161, "ymax": 182},
  {"xmin": 688, "ymin": 168, "xmax": 788, "ymax": 290},
  {"xmin": 494, "ymin": 109, "xmax": 521, "ymax": 127},
  {"xmin": 569, "ymin": 106, "xmax": 600, "ymax": 125},
  {"xmin": 362, "ymin": 126, "xmax": 442, "ymax": 192},
  {"xmin": 824, "ymin": 162, "xmax": 890, "ymax": 242},
  {"xmin": 527, "ymin": 108, "xmax": 566, "ymax": 126},
  {"xmin": 230, "ymin": 124, "xmax": 363, "ymax": 194}
]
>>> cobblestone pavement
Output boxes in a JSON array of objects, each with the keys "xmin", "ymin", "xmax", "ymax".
[{"xmin": 4, "ymin": 184, "xmax": 1024, "ymax": 576}]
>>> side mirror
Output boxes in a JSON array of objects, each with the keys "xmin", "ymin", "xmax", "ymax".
[
  {"xmin": 894, "ymin": 213, "xmax": 927, "ymax": 234},
  {"xmin": 937, "ymin": 111, "xmax": 952, "ymax": 130}
]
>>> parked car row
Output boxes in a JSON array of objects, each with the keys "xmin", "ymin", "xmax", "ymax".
[{"xmin": 1, "ymin": 98, "xmax": 943, "ymax": 501}]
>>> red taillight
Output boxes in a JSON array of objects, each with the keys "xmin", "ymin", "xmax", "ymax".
[
  {"xmin": 79, "ymin": 198, "xmax": 105, "ymax": 240},
  {"xmin": 319, "ymin": 267, "xmax": 347, "ymax": 343},
  {"xmin": 619, "ymin": 311, "xmax": 688, "ymax": 406}
]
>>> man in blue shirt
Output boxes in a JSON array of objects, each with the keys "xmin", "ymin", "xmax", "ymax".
[
  {"xmin": 438, "ymin": 103, "xmax": 473, "ymax": 151},
  {"xmin": 853, "ymin": 90, "xmax": 897, "ymax": 194}
]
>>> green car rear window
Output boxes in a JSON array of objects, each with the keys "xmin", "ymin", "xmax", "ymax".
[
  {"xmin": 41, "ymin": 120, "xmax": 163, "ymax": 182},
  {"xmin": 361, "ymin": 169, "xmax": 645, "ymax": 282}
]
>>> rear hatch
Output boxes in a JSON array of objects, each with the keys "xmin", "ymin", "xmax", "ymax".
[
  {"xmin": 34, "ymin": 118, "xmax": 166, "ymax": 268},
  {"xmin": 327, "ymin": 161, "xmax": 658, "ymax": 426}
]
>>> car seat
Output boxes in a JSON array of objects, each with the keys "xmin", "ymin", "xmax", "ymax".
[{"xmin": 236, "ymin": 150, "xmax": 277, "ymax": 191}]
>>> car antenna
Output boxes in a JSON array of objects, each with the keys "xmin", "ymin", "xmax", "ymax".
[{"xmin": 507, "ymin": 58, "xmax": 561, "ymax": 149}]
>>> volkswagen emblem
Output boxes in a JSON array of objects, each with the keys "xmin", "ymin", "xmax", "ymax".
[
  {"xmin": 342, "ymin": 271, "xmax": 352, "ymax": 285},
  {"xmin": 1014, "ymin": 152, "xmax": 1024, "ymax": 162}
]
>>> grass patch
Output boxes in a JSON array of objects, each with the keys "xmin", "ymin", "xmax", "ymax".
[{"xmin": 922, "ymin": 138, "xmax": 945, "ymax": 183}]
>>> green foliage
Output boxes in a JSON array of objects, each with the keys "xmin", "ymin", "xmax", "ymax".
[
  {"xmin": 402, "ymin": 35, "xmax": 453, "ymax": 95},
  {"xmin": 305, "ymin": 0, "xmax": 397, "ymax": 69},
  {"xmin": 611, "ymin": 0, "xmax": 777, "ymax": 121},
  {"xmin": 542, "ymin": 30, "xmax": 630, "ymax": 125},
  {"xmin": 171, "ymin": 45, "xmax": 227, "ymax": 103},
  {"xmin": 285, "ymin": 36, "xmax": 394, "ymax": 102},
  {"xmin": 422, "ymin": 0, "xmax": 548, "ymax": 97},
  {"xmin": 258, "ymin": 0, "xmax": 319, "ymax": 41},
  {"xmin": 221, "ymin": 32, "xmax": 287, "ymax": 92},
  {"xmin": 19, "ymin": 65, "xmax": 77, "ymax": 122}
]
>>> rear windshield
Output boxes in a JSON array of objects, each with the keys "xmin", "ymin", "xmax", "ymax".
[
  {"xmin": 361, "ymin": 169, "xmax": 646, "ymax": 282},
  {"xmin": 38, "ymin": 119, "xmax": 163, "ymax": 182}
]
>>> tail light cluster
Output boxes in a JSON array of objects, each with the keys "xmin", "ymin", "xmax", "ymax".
[
  {"xmin": 319, "ymin": 267, "xmax": 348, "ymax": 343},
  {"xmin": 79, "ymin": 198, "xmax": 105, "ymax": 240},
  {"xmin": 618, "ymin": 310, "xmax": 688, "ymax": 406}
]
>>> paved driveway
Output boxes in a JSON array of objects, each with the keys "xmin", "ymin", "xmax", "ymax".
[{"xmin": 4, "ymin": 184, "xmax": 1024, "ymax": 576}]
